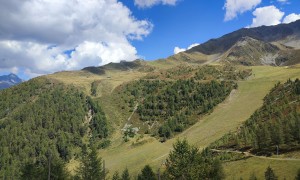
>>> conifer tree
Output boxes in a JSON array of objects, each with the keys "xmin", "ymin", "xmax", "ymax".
[
  {"xmin": 122, "ymin": 168, "xmax": 130, "ymax": 180},
  {"xmin": 77, "ymin": 148, "xmax": 104, "ymax": 180},
  {"xmin": 112, "ymin": 171, "xmax": 121, "ymax": 180},
  {"xmin": 137, "ymin": 165, "xmax": 156, "ymax": 180},
  {"xmin": 265, "ymin": 166, "xmax": 278, "ymax": 180}
]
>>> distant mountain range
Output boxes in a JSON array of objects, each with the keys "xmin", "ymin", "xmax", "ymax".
[
  {"xmin": 188, "ymin": 19, "xmax": 300, "ymax": 55},
  {"xmin": 0, "ymin": 73, "xmax": 23, "ymax": 90},
  {"xmin": 169, "ymin": 19, "xmax": 300, "ymax": 66}
]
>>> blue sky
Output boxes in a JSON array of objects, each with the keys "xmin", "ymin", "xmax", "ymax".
[
  {"xmin": 0, "ymin": 0, "xmax": 299, "ymax": 80},
  {"xmin": 122, "ymin": 0, "xmax": 300, "ymax": 60}
]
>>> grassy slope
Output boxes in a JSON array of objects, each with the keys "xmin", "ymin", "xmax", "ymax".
[
  {"xmin": 87, "ymin": 65, "xmax": 300, "ymax": 177},
  {"xmin": 224, "ymin": 156, "xmax": 300, "ymax": 179},
  {"xmin": 48, "ymin": 69, "xmax": 149, "ymax": 95},
  {"xmin": 50, "ymin": 64, "xmax": 300, "ymax": 177}
]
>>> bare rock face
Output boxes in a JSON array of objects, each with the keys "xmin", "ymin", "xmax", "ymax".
[{"xmin": 224, "ymin": 37, "xmax": 280, "ymax": 66}]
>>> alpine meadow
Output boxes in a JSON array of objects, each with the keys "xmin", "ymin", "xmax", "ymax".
[{"xmin": 1, "ymin": 1, "xmax": 300, "ymax": 179}]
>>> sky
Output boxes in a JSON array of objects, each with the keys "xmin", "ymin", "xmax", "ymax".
[{"xmin": 0, "ymin": 0, "xmax": 300, "ymax": 80}]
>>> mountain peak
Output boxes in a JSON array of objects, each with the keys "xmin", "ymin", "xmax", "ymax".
[{"xmin": 0, "ymin": 73, "xmax": 23, "ymax": 90}]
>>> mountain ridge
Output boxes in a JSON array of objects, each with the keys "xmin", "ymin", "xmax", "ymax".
[
  {"xmin": 0, "ymin": 73, "xmax": 23, "ymax": 90},
  {"xmin": 187, "ymin": 19, "xmax": 300, "ymax": 55}
]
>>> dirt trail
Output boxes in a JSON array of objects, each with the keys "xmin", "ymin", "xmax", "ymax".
[
  {"xmin": 211, "ymin": 149, "xmax": 300, "ymax": 161},
  {"xmin": 127, "ymin": 103, "xmax": 139, "ymax": 122}
]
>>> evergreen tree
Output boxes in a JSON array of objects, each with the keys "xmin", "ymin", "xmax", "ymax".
[
  {"xmin": 137, "ymin": 165, "xmax": 156, "ymax": 180},
  {"xmin": 211, "ymin": 158, "xmax": 225, "ymax": 180},
  {"xmin": 21, "ymin": 159, "xmax": 70, "ymax": 180},
  {"xmin": 77, "ymin": 148, "xmax": 104, "ymax": 180},
  {"xmin": 122, "ymin": 168, "xmax": 130, "ymax": 180},
  {"xmin": 165, "ymin": 139, "xmax": 224, "ymax": 179},
  {"xmin": 112, "ymin": 171, "xmax": 121, "ymax": 180},
  {"xmin": 165, "ymin": 139, "xmax": 199, "ymax": 179},
  {"xmin": 265, "ymin": 166, "xmax": 278, "ymax": 180}
]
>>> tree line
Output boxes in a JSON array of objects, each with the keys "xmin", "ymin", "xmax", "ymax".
[
  {"xmin": 212, "ymin": 79, "xmax": 300, "ymax": 155},
  {"xmin": 19, "ymin": 139, "xmax": 300, "ymax": 179},
  {"xmin": 19, "ymin": 139, "xmax": 225, "ymax": 179}
]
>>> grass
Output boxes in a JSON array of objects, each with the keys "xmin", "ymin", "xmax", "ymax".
[
  {"xmin": 48, "ymin": 69, "xmax": 148, "ymax": 96},
  {"xmin": 224, "ymin": 156, "xmax": 300, "ymax": 179},
  {"xmin": 66, "ymin": 65, "xmax": 300, "ymax": 177}
]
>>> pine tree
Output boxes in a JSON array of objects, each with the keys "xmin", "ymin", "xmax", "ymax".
[
  {"xmin": 77, "ymin": 148, "xmax": 104, "ymax": 180},
  {"xmin": 112, "ymin": 171, "xmax": 121, "ymax": 180},
  {"xmin": 165, "ymin": 139, "xmax": 199, "ymax": 179},
  {"xmin": 137, "ymin": 165, "xmax": 156, "ymax": 180},
  {"xmin": 164, "ymin": 139, "xmax": 224, "ymax": 179},
  {"xmin": 21, "ymin": 159, "xmax": 69, "ymax": 180},
  {"xmin": 122, "ymin": 168, "xmax": 130, "ymax": 180},
  {"xmin": 265, "ymin": 166, "xmax": 278, "ymax": 180}
]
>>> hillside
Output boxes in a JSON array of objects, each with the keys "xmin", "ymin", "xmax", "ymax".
[
  {"xmin": 93, "ymin": 65, "xmax": 300, "ymax": 177},
  {"xmin": 209, "ymin": 77, "xmax": 300, "ymax": 179},
  {"xmin": 212, "ymin": 79, "xmax": 300, "ymax": 155},
  {"xmin": 0, "ymin": 21, "xmax": 300, "ymax": 179},
  {"xmin": 0, "ymin": 77, "xmax": 110, "ymax": 178}
]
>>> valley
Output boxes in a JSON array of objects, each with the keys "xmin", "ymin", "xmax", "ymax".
[
  {"xmin": 1, "ymin": 20, "xmax": 300, "ymax": 179},
  {"xmin": 63, "ymin": 65, "xmax": 300, "ymax": 178}
]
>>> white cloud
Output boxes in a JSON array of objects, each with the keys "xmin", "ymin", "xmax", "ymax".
[
  {"xmin": 224, "ymin": 0, "xmax": 262, "ymax": 21},
  {"xmin": 174, "ymin": 43, "xmax": 199, "ymax": 54},
  {"xmin": 0, "ymin": 0, "xmax": 153, "ymax": 78},
  {"xmin": 283, "ymin": 13, "xmax": 300, "ymax": 24},
  {"xmin": 249, "ymin": 6, "xmax": 284, "ymax": 27},
  {"xmin": 187, "ymin": 43, "xmax": 200, "ymax": 50},
  {"xmin": 134, "ymin": 0, "xmax": 179, "ymax": 8},
  {"xmin": 174, "ymin": 47, "xmax": 185, "ymax": 54}
]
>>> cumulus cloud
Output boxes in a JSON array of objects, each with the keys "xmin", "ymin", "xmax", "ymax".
[
  {"xmin": 283, "ymin": 13, "xmax": 300, "ymax": 24},
  {"xmin": 224, "ymin": 0, "xmax": 262, "ymax": 21},
  {"xmin": 0, "ymin": 0, "xmax": 153, "ymax": 78},
  {"xmin": 134, "ymin": 0, "xmax": 179, "ymax": 8},
  {"xmin": 174, "ymin": 43, "xmax": 199, "ymax": 54},
  {"xmin": 249, "ymin": 5, "xmax": 284, "ymax": 27}
]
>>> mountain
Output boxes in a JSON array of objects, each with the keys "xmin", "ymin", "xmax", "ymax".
[
  {"xmin": 188, "ymin": 20, "xmax": 300, "ymax": 55},
  {"xmin": 223, "ymin": 36, "xmax": 280, "ymax": 66},
  {"xmin": 0, "ymin": 21, "xmax": 300, "ymax": 179},
  {"xmin": 0, "ymin": 73, "xmax": 23, "ymax": 90},
  {"xmin": 169, "ymin": 20, "xmax": 300, "ymax": 66}
]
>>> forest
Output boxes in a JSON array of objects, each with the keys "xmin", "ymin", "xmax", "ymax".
[
  {"xmin": 120, "ymin": 65, "xmax": 250, "ymax": 140},
  {"xmin": 212, "ymin": 78, "xmax": 300, "ymax": 155},
  {"xmin": 0, "ymin": 77, "xmax": 109, "ymax": 178}
]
